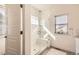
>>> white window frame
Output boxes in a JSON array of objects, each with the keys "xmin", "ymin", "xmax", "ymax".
[{"xmin": 55, "ymin": 14, "xmax": 68, "ymax": 34}]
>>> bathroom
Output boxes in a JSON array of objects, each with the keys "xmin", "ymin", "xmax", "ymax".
[{"xmin": 0, "ymin": 4, "xmax": 79, "ymax": 55}]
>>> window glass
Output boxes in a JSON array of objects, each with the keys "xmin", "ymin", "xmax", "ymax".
[
  {"xmin": 55, "ymin": 15, "xmax": 68, "ymax": 34},
  {"xmin": 31, "ymin": 16, "xmax": 39, "ymax": 25}
]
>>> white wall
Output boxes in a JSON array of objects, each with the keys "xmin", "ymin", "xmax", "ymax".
[
  {"xmin": 45, "ymin": 5, "xmax": 79, "ymax": 52},
  {"xmin": 24, "ymin": 5, "xmax": 31, "ymax": 55}
]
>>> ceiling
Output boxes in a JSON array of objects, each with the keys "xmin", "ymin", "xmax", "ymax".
[{"xmin": 31, "ymin": 4, "xmax": 52, "ymax": 11}]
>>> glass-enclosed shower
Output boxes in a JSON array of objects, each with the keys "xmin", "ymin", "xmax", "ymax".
[{"xmin": 31, "ymin": 7, "xmax": 52, "ymax": 55}]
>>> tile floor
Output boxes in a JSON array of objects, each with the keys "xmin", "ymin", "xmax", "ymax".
[{"xmin": 42, "ymin": 48, "xmax": 67, "ymax": 55}]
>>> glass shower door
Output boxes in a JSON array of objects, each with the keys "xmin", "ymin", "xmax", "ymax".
[
  {"xmin": 31, "ymin": 15, "xmax": 49, "ymax": 55},
  {"xmin": 31, "ymin": 15, "xmax": 40, "ymax": 54}
]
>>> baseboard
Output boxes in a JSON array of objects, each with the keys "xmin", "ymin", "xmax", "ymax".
[
  {"xmin": 76, "ymin": 53, "xmax": 79, "ymax": 55},
  {"xmin": 50, "ymin": 46, "xmax": 76, "ymax": 55}
]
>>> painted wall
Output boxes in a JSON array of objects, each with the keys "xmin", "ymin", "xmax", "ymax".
[
  {"xmin": 24, "ymin": 5, "xmax": 31, "ymax": 55},
  {"xmin": 43, "ymin": 5, "xmax": 79, "ymax": 52}
]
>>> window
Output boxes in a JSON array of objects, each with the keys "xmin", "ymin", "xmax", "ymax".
[
  {"xmin": 55, "ymin": 14, "xmax": 68, "ymax": 34},
  {"xmin": 31, "ymin": 16, "xmax": 39, "ymax": 25},
  {"xmin": 31, "ymin": 16, "xmax": 39, "ymax": 31}
]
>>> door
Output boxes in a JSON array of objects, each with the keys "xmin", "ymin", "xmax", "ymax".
[
  {"xmin": 5, "ymin": 4, "xmax": 23, "ymax": 55},
  {"xmin": 0, "ymin": 5, "xmax": 6, "ymax": 55}
]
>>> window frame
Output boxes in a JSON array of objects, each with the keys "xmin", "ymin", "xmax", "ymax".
[{"xmin": 55, "ymin": 14, "xmax": 68, "ymax": 34}]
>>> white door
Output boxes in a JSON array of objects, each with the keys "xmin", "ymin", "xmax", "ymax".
[
  {"xmin": 0, "ymin": 5, "xmax": 6, "ymax": 55},
  {"xmin": 5, "ymin": 4, "xmax": 23, "ymax": 55}
]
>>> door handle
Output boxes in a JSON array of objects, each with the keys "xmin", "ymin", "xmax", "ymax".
[
  {"xmin": 5, "ymin": 36, "xmax": 7, "ymax": 38},
  {"xmin": 20, "ymin": 31, "xmax": 23, "ymax": 35}
]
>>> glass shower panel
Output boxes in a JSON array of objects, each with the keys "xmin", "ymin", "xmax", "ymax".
[
  {"xmin": 31, "ymin": 15, "xmax": 49, "ymax": 55},
  {"xmin": 31, "ymin": 15, "xmax": 40, "ymax": 54}
]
